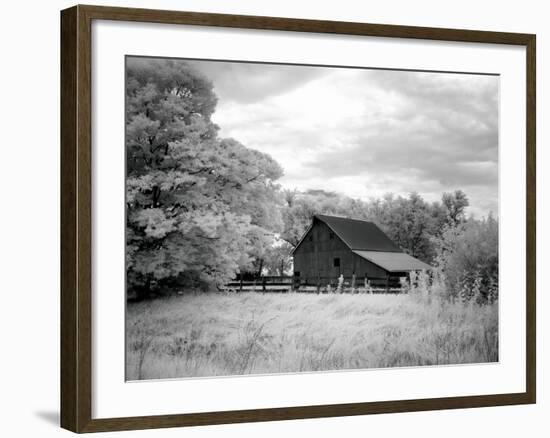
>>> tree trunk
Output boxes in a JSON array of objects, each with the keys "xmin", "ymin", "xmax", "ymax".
[
  {"xmin": 135, "ymin": 276, "xmax": 152, "ymax": 301},
  {"xmin": 256, "ymin": 259, "xmax": 264, "ymax": 277}
]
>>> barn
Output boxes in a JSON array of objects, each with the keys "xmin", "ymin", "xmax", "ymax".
[{"xmin": 292, "ymin": 214, "xmax": 431, "ymax": 290}]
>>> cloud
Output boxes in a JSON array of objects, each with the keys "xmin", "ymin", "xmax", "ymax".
[
  {"xmin": 186, "ymin": 60, "xmax": 328, "ymax": 104},
  {"xmin": 298, "ymin": 70, "xmax": 499, "ymax": 216},
  {"xmin": 187, "ymin": 61, "xmax": 499, "ymax": 218}
]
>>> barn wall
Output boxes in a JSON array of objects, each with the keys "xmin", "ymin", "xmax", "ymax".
[
  {"xmin": 293, "ymin": 219, "xmax": 389, "ymax": 284},
  {"xmin": 352, "ymin": 253, "xmax": 389, "ymax": 279}
]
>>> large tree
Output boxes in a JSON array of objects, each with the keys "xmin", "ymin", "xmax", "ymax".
[{"xmin": 126, "ymin": 58, "xmax": 283, "ymax": 297}]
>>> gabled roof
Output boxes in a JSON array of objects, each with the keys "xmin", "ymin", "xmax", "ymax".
[
  {"xmin": 353, "ymin": 250, "xmax": 431, "ymax": 272},
  {"xmin": 314, "ymin": 214, "xmax": 402, "ymax": 252}
]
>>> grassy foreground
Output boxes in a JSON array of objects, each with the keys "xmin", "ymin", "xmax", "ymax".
[{"xmin": 126, "ymin": 292, "xmax": 498, "ymax": 380}]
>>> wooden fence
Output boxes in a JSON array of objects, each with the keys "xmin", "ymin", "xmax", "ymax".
[
  {"xmin": 224, "ymin": 275, "xmax": 406, "ymax": 294},
  {"xmin": 225, "ymin": 276, "xmax": 294, "ymax": 293}
]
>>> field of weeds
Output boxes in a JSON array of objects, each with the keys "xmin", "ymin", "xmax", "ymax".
[{"xmin": 126, "ymin": 292, "xmax": 498, "ymax": 380}]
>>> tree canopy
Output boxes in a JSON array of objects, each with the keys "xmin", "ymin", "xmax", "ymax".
[{"xmin": 126, "ymin": 59, "xmax": 283, "ymax": 297}]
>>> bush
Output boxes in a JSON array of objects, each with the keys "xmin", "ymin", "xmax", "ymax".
[{"xmin": 432, "ymin": 215, "xmax": 498, "ymax": 303}]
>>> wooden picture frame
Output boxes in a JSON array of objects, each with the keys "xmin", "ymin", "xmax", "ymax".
[{"xmin": 60, "ymin": 4, "xmax": 536, "ymax": 433}]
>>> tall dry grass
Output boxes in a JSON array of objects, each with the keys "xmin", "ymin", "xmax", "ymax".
[{"xmin": 126, "ymin": 291, "xmax": 498, "ymax": 380}]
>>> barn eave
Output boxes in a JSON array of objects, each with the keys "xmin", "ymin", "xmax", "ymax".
[{"xmin": 290, "ymin": 222, "xmax": 314, "ymax": 255}]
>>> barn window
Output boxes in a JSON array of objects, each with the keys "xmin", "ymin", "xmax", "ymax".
[
  {"xmin": 329, "ymin": 231, "xmax": 335, "ymax": 239},
  {"xmin": 333, "ymin": 257, "xmax": 340, "ymax": 267}
]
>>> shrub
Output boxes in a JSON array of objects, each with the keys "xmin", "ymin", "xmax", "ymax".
[{"xmin": 432, "ymin": 215, "xmax": 498, "ymax": 303}]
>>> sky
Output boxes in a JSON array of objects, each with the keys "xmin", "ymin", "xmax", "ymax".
[{"xmin": 186, "ymin": 59, "xmax": 499, "ymax": 218}]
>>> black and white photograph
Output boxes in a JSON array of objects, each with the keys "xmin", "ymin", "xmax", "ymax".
[{"xmin": 125, "ymin": 56, "xmax": 499, "ymax": 380}]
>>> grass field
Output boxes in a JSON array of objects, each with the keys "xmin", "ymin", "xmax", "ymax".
[{"xmin": 126, "ymin": 292, "xmax": 498, "ymax": 380}]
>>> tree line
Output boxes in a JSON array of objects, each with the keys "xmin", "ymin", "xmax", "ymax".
[{"xmin": 126, "ymin": 58, "xmax": 498, "ymax": 302}]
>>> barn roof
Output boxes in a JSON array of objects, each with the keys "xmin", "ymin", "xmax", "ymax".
[
  {"xmin": 314, "ymin": 214, "xmax": 402, "ymax": 252},
  {"xmin": 352, "ymin": 250, "xmax": 432, "ymax": 272}
]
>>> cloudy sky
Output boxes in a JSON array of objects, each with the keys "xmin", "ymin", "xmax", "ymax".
[{"xmin": 187, "ymin": 59, "xmax": 499, "ymax": 218}]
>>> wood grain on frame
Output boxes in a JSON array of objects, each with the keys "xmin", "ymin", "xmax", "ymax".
[{"xmin": 60, "ymin": 4, "xmax": 536, "ymax": 433}]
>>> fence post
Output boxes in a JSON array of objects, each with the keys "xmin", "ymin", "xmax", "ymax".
[
  {"xmin": 262, "ymin": 276, "xmax": 266, "ymax": 293},
  {"xmin": 351, "ymin": 273, "xmax": 356, "ymax": 294},
  {"xmin": 292, "ymin": 273, "xmax": 299, "ymax": 293},
  {"xmin": 239, "ymin": 275, "xmax": 243, "ymax": 293}
]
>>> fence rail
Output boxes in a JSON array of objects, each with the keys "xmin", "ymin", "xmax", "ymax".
[{"xmin": 224, "ymin": 275, "xmax": 407, "ymax": 294}]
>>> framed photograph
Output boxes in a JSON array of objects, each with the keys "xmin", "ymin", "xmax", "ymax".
[{"xmin": 60, "ymin": 4, "xmax": 536, "ymax": 433}]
